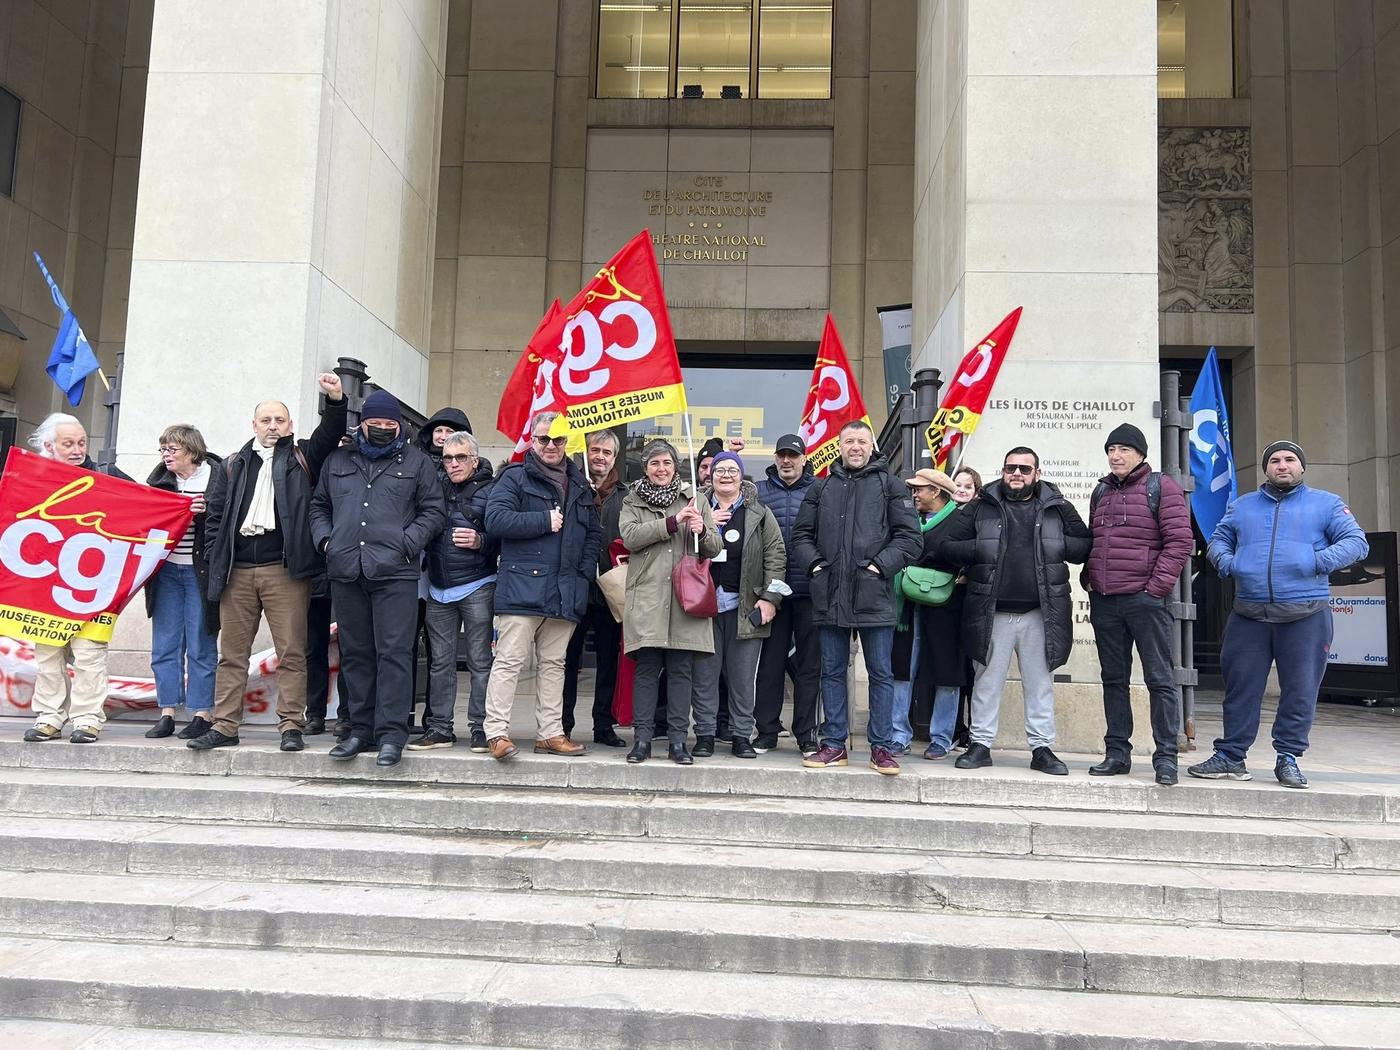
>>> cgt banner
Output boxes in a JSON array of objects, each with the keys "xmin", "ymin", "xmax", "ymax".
[
  {"xmin": 551, "ymin": 230, "xmax": 687, "ymax": 433},
  {"xmin": 498, "ymin": 298, "xmax": 567, "ymax": 461},
  {"xmin": 925, "ymin": 306, "xmax": 1022, "ymax": 471},
  {"xmin": 799, "ymin": 314, "xmax": 870, "ymax": 476},
  {"xmin": 0, "ymin": 448, "xmax": 192, "ymax": 646}
]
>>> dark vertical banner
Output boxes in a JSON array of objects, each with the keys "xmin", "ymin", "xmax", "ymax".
[{"xmin": 877, "ymin": 304, "xmax": 913, "ymax": 414}]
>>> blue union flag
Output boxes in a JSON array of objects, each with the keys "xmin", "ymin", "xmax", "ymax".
[{"xmin": 1188, "ymin": 346, "xmax": 1237, "ymax": 539}]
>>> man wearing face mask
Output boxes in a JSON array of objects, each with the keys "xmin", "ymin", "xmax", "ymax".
[
  {"xmin": 310, "ymin": 390, "xmax": 446, "ymax": 767},
  {"xmin": 194, "ymin": 373, "xmax": 347, "ymax": 753},
  {"xmin": 933, "ymin": 446, "xmax": 1092, "ymax": 776},
  {"xmin": 1189, "ymin": 440, "xmax": 1368, "ymax": 789}
]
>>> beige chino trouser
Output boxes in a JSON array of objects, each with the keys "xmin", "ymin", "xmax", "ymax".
[
  {"xmin": 212, "ymin": 565, "xmax": 311, "ymax": 735},
  {"xmin": 483, "ymin": 614, "xmax": 575, "ymax": 741},
  {"xmin": 31, "ymin": 637, "xmax": 109, "ymax": 731}
]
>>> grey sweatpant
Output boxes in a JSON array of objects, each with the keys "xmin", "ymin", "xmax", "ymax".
[{"xmin": 969, "ymin": 609, "xmax": 1057, "ymax": 749}]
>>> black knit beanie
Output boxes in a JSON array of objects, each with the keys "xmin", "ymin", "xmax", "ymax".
[{"xmin": 1104, "ymin": 422, "xmax": 1147, "ymax": 457}]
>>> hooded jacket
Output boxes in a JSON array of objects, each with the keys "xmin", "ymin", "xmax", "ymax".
[
  {"xmin": 1083, "ymin": 461, "xmax": 1193, "ymax": 598},
  {"xmin": 755, "ymin": 462, "xmax": 816, "ymax": 597},
  {"xmin": 426, "ymin": 458, "xmax": 498, "ymax": 590},
  {"xmin": 789, "ymin": 452, "xmax": 923, "ymax": 628},
  {"xmin": 933, "ymin": 479, "xmax": 1091, "ymax": 670},
  {"xmin": 204, "ymin": 396, "xmax": 347, "ymax": 600},
  {"xmin": 416, "ymin": 407, "xmax": 473, "ymax": 458},
  {"xmin": 1208, "ymin": 482, "xmax": 1368, "ymax": 604},
  {"xmin": 485, "ymin": 453, "xmax": 600, "ymax": 623}
]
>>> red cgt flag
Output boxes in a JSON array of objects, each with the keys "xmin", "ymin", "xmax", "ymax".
[
  {"xmin": 551, "ymin": 231, "xmax": 687, "ymax": 433},
  {"xmin": 798, "ymin": 315, "xmax": 871, "ymax": 477},
  {"xmin": 925, "ymin": 307, "xmax": 1022, "ymax": 471},
  {"xmin": 0, "ymin": 448, "xmax": 193, "ymax": 646},
  {"xmin": 497, "ymin": 299, "xmax": 566, "ymax": 462}
]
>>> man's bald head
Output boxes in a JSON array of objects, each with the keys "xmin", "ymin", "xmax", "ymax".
[{"xmin": 252, "ymin": 400, "xmax": 294, "ymax": 447}]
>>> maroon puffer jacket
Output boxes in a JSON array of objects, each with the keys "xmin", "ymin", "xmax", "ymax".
[{"xmin": 1082, "ymin": 462, "xmax": 1193, "ymax": 597}]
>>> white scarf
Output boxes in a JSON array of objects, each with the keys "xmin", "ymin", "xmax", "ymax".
[{"xmin": 238, "ymin": 443, "xmax": 278, "ymax": 536}]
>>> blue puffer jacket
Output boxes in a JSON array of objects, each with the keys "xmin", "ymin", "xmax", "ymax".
[
  {"xmin": 1208, "ymin": 483, "xmax": 1368, "ymax": 603},
  {"xmin": 485, "ymin": 453, "xmax": 600, "ymax": 623},
  {"xmin": 756, "ymin": 463, "xmax": 815, "ymax": 596}
]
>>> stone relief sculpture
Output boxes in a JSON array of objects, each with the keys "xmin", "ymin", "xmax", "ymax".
[{"xmin": 1159, "ymin": 127, "xmax": 1253, "ymax": 313}]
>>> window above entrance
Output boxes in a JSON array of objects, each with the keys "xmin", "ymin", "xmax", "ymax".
[
  {"xmin": 1157, "ymin": 0, "xmax": 1235, "ymax": 99},
  {"xmin": 596, "ymin": 0, "xmax": 833, "ymax": 101}
]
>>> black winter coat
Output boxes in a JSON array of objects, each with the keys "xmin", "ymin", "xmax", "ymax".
[
  {"xmin": 933, "ymin": 481, "xmax": 1091, "ymax": 670},
  {"xmin": 426, "ymin": 459, "xmax": 498, "ymax": 590},
  {"xmin": 485, "ymin": 454, "xmax": 600, "ymax": 624},
  {"xmin": 144, "ymin": 454, "xmax": 223, "ymax": 626},
  {"xmin": 311, "ymin": 441, "xmax": 447, "ymax": 583},
  {"xmin": 204, "ymin": 397, "xmax": 347, "ymax": 601},
  {"xmin": 756, "ymin": 464, "xmax": 815, "ymax": 596},
  {"xmin": 789, "ymin": 453, "xmax": 923, "ymax": 628}
]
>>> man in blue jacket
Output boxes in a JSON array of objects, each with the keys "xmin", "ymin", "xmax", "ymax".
[
  {"xmin": 1190, "ymin": 440, "xmax": 1368, "ymax": 788},
  {"xmin": 481, "ymin": 411, "xmax": 601, "ymax": 760}
]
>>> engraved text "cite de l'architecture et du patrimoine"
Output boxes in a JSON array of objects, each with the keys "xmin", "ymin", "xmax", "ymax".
[{"xmin": 645, "ymin": 176, "xmax": 773, "ymax": 262}]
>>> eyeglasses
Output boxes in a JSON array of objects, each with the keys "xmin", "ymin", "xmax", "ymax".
[
  {"xmin": 158, "ymin": 446, "xmax": 183, "ymax": 455},
  {"xmin": 1003, "ymin": 463, "xmax": 1035, "ymax": 475},
  {"xmin": 711, "ymin": 468, "xmax": 741, "ymax": 478},
  {"xmin": 442, "ymin": 454, "xmax": 474, "ymax": 463},
  {"xmin": 533, "ymin": 435, "xmax": 568, "ymax": 447}
]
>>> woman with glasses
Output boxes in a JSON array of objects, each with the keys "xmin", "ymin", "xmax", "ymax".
[
  {"xmin": 691, "ymin": 451, "xmax": 788, "ymax": 759},
  {"xmin": 144, "ymin": 425, "xmax": 222, "ymax": 739},
  {"xmin": 619, "ymin": 438, "xmax": 721, "ymax": 764}
]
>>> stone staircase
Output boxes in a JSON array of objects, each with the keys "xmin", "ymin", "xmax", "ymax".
[{"xmin": 0, "ymin": 731, "xmax": 1398, "ymax": 1048}]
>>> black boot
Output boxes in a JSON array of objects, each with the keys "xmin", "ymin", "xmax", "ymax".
[
  {"xmin": 691, "ymin": 735, "xmax": 715, "ymax": 758},
  {"xmin": 668, "ymin": 742, "xmax": 694, "ymax": 765},
  {"xmin": 626, "ymin": 739, "xmax": 652, "ymax": 764},
  {"xmin": 954, "ymin": 742, "xmax": 992, "ymax": 769},
  {"xmin": 731, "ymin": 736, "xmax": 757, "ymax": 759}
]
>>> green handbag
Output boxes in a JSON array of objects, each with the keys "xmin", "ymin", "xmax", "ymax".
[{"xmin": 898, "ymin": 565, "xmax": 956, "ymax": 606}]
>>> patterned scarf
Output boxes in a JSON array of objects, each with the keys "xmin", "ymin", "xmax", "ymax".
[{"xmin": 634, "ymin": 476, "xmax": 685, "ymax": 509}]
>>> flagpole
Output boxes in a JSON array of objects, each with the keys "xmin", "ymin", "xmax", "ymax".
[{"xmin": 681, "ymin": 407, "xmax": 700, "ymax": 554}]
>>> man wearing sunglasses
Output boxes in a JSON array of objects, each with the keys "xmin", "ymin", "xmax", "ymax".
[
  {"xmin": 933, "ymin": 446, "xmax": 1091, "ymax": 775},
  {"xmin": 1082, "ymin": 423, "xmax": 1193, "ymax": 785},
  {"xmin": 481, "ymin": 411, "xmax": 601, "ymax": 760}
]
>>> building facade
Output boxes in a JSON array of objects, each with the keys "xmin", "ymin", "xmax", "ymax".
[{"xmin": 0, "ymin": 1, "xmax": 1397, "ymax": 682}]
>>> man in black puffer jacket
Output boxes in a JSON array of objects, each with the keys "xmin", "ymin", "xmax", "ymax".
[
  {"xmin": 480, "ymin": 411, "xmax": 600, "ymax": 760},
  {"xmin": 310, "ymin": 390, "xmax": 447, "ymax": 767},
  {"xmin": 410, "ymin": 430, "xmax": 498, "ymax": 754},
  {"xmin": 790, "ymin": 421, "xmax": 923, "ymax": 775},
  {"xmin": 932, "ymin": 446, "xmax": 1091, "ymax": 776},
  {"xmin": 753, "ymin": 433, "xmax": 821, "ymax": 754}
]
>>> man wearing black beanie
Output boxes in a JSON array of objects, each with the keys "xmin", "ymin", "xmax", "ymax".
[{"xmin": 1083, "ymin": 423, "xmax": 1193, "ymax": 785}]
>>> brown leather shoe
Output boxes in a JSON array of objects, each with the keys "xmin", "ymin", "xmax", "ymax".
[
  {"xmin": 488, "ymin": 737, "xmax": 518, "ymax": 761},
  {"xmin": 534, "ymin": 735, "xmax": 585, "ymax": 756}
]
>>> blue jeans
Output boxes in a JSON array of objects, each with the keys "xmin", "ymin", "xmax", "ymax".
[
  {"xmin": 150, "ymin": 562, "xmax": 216, "ymax": 712},
  {"xmin": 424, "ymin": 582, "xmax": 495, "ymax": 736},
  {"xmin": 818, "ymin": 625, "xmax": 895, "ymax": 752},
  {"xmin": 930, "ymin": 686, "xmax": 960, "ymax": 750},
  {"xmin": 890, "ymin": 625, "xmax": 920, "ymax": 750}
]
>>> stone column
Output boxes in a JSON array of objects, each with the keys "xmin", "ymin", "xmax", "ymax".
[
  {"xmin": 108, "ymin": 0, "xmax": 446, "ymax": 674},
  {"xmin": 913, "ymin": 0, "xmax": 1160, "ymax": 753},
  {"xmin": 116, "ymin": 0, "xmax": 447, "ymax": 470}
]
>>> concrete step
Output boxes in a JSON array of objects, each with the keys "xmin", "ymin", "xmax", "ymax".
[
  {"xmin": 2, "ymin": 736, "xmax": 1394, "ymax": 824},
  {"xmin": 4, "ymin": 869, "xmax": 1400, "ymax": 1003},
  {"xmin": 3, "ymin": 816, "xmax": 1399, "ymax": 930},
  {"xmin": 0, "ymin": 1019, "xmax": 477, "ymax": 1048},
  {"xmin": 2, "ymin": 767, "xmax": 1398, "ymax": 871},
  {"xmin": 2, "ymin": 935, "xmax": 1398, "ymax": 1049}
]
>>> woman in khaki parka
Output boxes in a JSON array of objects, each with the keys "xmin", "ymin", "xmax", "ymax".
[{"xmin": 619, "ymin": 438, "xmax": 722, "ymax": 765}]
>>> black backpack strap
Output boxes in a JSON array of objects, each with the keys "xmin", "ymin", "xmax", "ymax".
[
  {"xmin": 1090, "ymin": 480, "xmax": 1108, "ymax": 519},
  {"xmin": 1147, "ymin": 471, "xmax": 1161, "ymax": 520}
]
